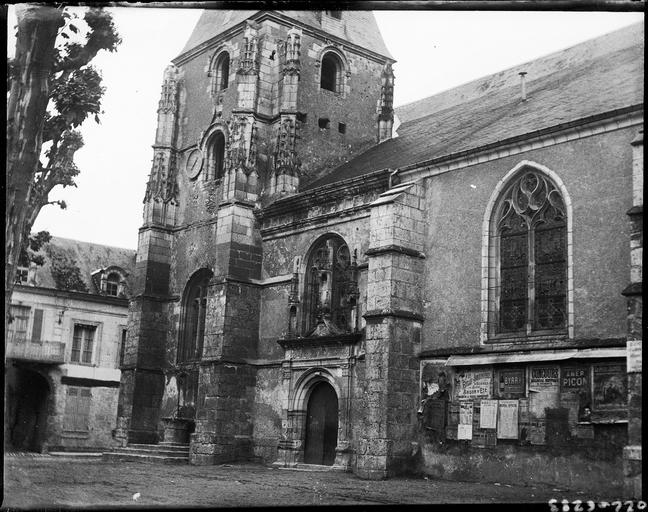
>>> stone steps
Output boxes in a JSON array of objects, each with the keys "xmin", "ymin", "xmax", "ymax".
[
  {"xmin": 103, "ymin": 443, "xmax": 190, "ymax": 464},
  {"xmin": 275, "ymin": 463, "xmax": 347, "ymax": 472},
  {"xmin": 49, "ymin": 451, "xmax": 103, "ymax": 459}
]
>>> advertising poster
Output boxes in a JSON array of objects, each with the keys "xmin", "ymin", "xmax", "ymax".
[
  {"xmin": 458, "ymin": 424, "xmax": 473, "ymax": 440},
  {"xmin": 530, "ymin": 366, "xmax": 559, "ymax": 388},
  {"xmin": 420, "ymin": 360, "xmax": 452, "ymax": 401},
  {"xmin": 593, "ymin": 364, "xmax": 627, "ymax": 411},
  {"xmin": 479, "ymin": 400, "xmax": 498, "ymax": 429},
  {"xmin": 498, "ymin": 368, "xmax": 525, "ymax": 397},
  {"xmin": 497, "ymin": 399, "xmax": 519, "ymax": 439},
  {"xmin": 456, "ymin": 369, "xmax": 492, "ymax": 398},
  {"xmin": 627, "ymin": 339, "xmax": 642, "ymax": 373},
  {"xmin": 529, "ymin": 366, "xmax": 560, "ymax": 419},
  {"xmin": 560, "ymin": 366, "xmax": 591, "ymax": 424},
  {"xmin": 459, "ymin": 401, "xmax": 473, "ymax": 425}
]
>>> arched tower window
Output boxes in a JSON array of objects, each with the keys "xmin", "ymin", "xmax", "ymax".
[
  {"xmin": 178, "ymin": 269, "xmax": 212, "ymax": 363},
  {"xmin": 320, "ymin": 52, "xmax": 343, "ymax": 93},
  {"xmin": 105, "ymin": 272, "xmax": 120, "ymax": 296},
  {"xmin": 214, "ymin": 52, "xmax": 229, "ymax": 91},
  {"xmin": 490, "ymin": 169, "xmax": 568, "ymax": 336},
  {"xmin": 209, "ymin": 51, "xmax": 230, "ymax": 97},
  {"xmin": 304, "ymin": 235, "xmax": 358, "ymax": 336},
  {"xmin": 205, "ymin": 130, "xmax": 226, "ymax": 181}
]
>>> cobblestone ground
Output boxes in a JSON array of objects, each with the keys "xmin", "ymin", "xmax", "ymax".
[{"xmin": 2, "ymin": 455, "xmax": 601, "ymax": 509}]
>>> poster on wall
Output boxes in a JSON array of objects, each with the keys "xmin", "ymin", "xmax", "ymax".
[
  {"xmin": 529, "ymin": 366, "xmax": 560, "ymax": 419},
  {"xmin": 529, "ymin": 366, "xmax": 559, "ymax": 388},
  {"xmin": 458, "ymin": 424, "xmax": 473, "ymax": 440},
  {"xmin": 497, "ymin": 368, "xmax": 525, "ymax": 397},
  {"xmin": 420, "ymin": 360, "xmax": 452, "ymax": 401},
  {"xmin": 455, "ymin": 369, "xmax": 492, "ymax": 398},
  {"xmin": 560, "ymin": 366, "xmax": 591, "ymax": 423},
  {"xmin": 479, "ymin": 400, "xmax": 498, "ymax": 429},
  {"xmin": 459, "ymin": 401, "xmax": 474, "ymax": 425},
  {"xmin": 593, "ymin": 363, "xmax": 627, "ymax": 411},
  {"xmin": 497, "ymin": 400, "xmax": 519, "ymax": 439}
]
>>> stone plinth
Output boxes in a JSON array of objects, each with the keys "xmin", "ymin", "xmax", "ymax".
[{"xmin": 162, "ymin": 417, "xmax": 194, "ymax": 445}]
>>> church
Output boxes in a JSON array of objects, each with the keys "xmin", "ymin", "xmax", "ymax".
[{"xmin": 113, "ymin": 10, "xmax": 643, "ymax": 493}]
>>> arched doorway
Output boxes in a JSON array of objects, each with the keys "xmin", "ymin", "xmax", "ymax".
[
  {"xmin": 7, "ymin": 367, "xmax": 50, "ymax": 452},
  {"xmin": 304, "ymin": 381, "xmax": 338, "ymax": 465}
]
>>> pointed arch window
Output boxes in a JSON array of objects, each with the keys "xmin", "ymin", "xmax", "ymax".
[
  {"xmin": 491, "ymin": 169, "xmax": 567, "ymax": 335},
  {"xmin": 320, "ymin": 52, "xmax": 343, "ymax": 93},
  {"xmin": 178, "ymin": 269, "xmax": 212, "ymax": 363},
  {"xmin": 303, "ymin": 235, "xmax": 358, "ymax": 336}
]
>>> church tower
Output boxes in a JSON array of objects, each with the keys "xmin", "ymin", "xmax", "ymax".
[{"xmin": 116, "ymin": 10, "xmax": 394, "ymax": 463}]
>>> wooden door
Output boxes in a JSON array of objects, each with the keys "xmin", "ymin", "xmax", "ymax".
[{"xmin": 304, "ymin": 382, "xmax": 338, "ymax": 465}]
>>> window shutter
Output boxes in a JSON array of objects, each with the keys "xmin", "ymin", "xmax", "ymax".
[
  {"xmin": 31, "ymin": 309, "xmax": 43, "ymax": 343},
  {"xmin": 64, "ymin": 387, "xmax": 79, "ymax": 431}
]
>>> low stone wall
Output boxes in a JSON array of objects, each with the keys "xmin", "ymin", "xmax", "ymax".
[{"xmin": 419, "ymin": 435, "xmax": 625, "ymax": 495}]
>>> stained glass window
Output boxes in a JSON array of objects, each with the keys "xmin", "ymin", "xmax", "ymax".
[{"xmin": 495, "ymin": 170, "xmax": 567, "ymax": 334}]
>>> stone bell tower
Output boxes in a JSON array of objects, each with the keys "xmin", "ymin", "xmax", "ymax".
[{"xmin": 116, "ymin": 9, "xmax": 394, "ymax": 462}]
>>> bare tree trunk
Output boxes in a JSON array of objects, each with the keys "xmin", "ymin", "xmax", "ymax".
[{"xmin": 5, "ymin": 5, "xmax": 62, "ymax": 335}]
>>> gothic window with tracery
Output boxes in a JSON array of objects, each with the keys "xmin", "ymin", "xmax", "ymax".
[
  {"xmin": 178, "ymin": 269, "xmax": 212, "ymax": 362},
  {"xmin": 493, "ymin": 170, "xmax": 567, "ymax": 335},
  {"xmin": 320, "ymin": 52, "xmax": 343, "ymax": 93},
  {"xmin": 303, "ymin": 235, "xmax": 358, "ymax": 336}
]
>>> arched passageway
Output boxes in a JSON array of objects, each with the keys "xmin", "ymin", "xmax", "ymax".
[
  {"xmin": 7, "ymin": 367, "xmax": 50, "ymax": 452},
  {"xmin": 304, "ymin": 381, "xmax": 338, "ymax": 465}
]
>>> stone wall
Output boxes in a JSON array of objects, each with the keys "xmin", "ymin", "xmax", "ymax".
[
  {"xmin": 419, "ymin": 425, "xmax": 627, "ymax": 494},
  {"xmin": 421, "ymin": 127, "xmax": 635, "ymax": 352}
]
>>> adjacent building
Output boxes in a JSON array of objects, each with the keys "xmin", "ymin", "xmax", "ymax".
[
  {"xmin": 115, "ymin": 10, "xmax": 642, "ymax": 496},
  {"xmin": 5, "ymin": 237, "xmax": 135, "ymax": 453}
]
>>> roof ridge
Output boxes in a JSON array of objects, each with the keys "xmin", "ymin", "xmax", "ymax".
[{"xmin": 49, "ymin": 235, "xmax": 136, "ymax": 253}]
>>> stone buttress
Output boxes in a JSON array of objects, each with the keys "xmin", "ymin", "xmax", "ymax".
[{"xmin": 116, "ymin": 65, "xmax": 181, "ymax": 444}]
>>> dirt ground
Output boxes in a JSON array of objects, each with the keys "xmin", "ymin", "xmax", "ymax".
[{"xmin": 2, "ymin": 455, "xmax": 609, "ymax": 509}]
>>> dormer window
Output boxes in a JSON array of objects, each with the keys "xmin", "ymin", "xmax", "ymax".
[
  {"xmin": 320, "ymin": 52, "xmax": 343, "ymax": 93},
  {"xmin": 105, "ymin": 272, "xmax": 120, "ymax": 296},
  {"xmin": 325, "ymin": 10, "xmax": 342, "ymax": 20},
  {"xmin": 15, "ymin": 267, "xmax": 28, "ymax": 285},
  {"xmin": 92, "ymin": 266, "xmax": 129, "ymax": 297}
]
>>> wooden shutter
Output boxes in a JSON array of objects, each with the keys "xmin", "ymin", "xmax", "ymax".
[
  {"xmin": 64, "ymin": 387, "xmax": 91, "ymax": 432},
  {"xmin": 31, "ymin": 309, "xmax": 43, "ymax": 343},
  {"xmin": 64, "ymin": 387, "xmax": 79, "ymax": 431}
]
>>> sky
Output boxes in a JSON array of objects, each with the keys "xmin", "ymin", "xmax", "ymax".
[{"xmin": 7, "ymin": 7, "xmax": 644, "ymax": 250}]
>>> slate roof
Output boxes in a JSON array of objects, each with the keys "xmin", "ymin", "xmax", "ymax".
[
  {"xmin": 33, "ymin": 237, "xmax": 136, "ymax": 295},
  {"xmin": 303, "ymin": 22, "xmax": 644, "ymax": 191},
  {"xmin": 177, "ymin": 10, "xmax": 392, "ymax": 61}
]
